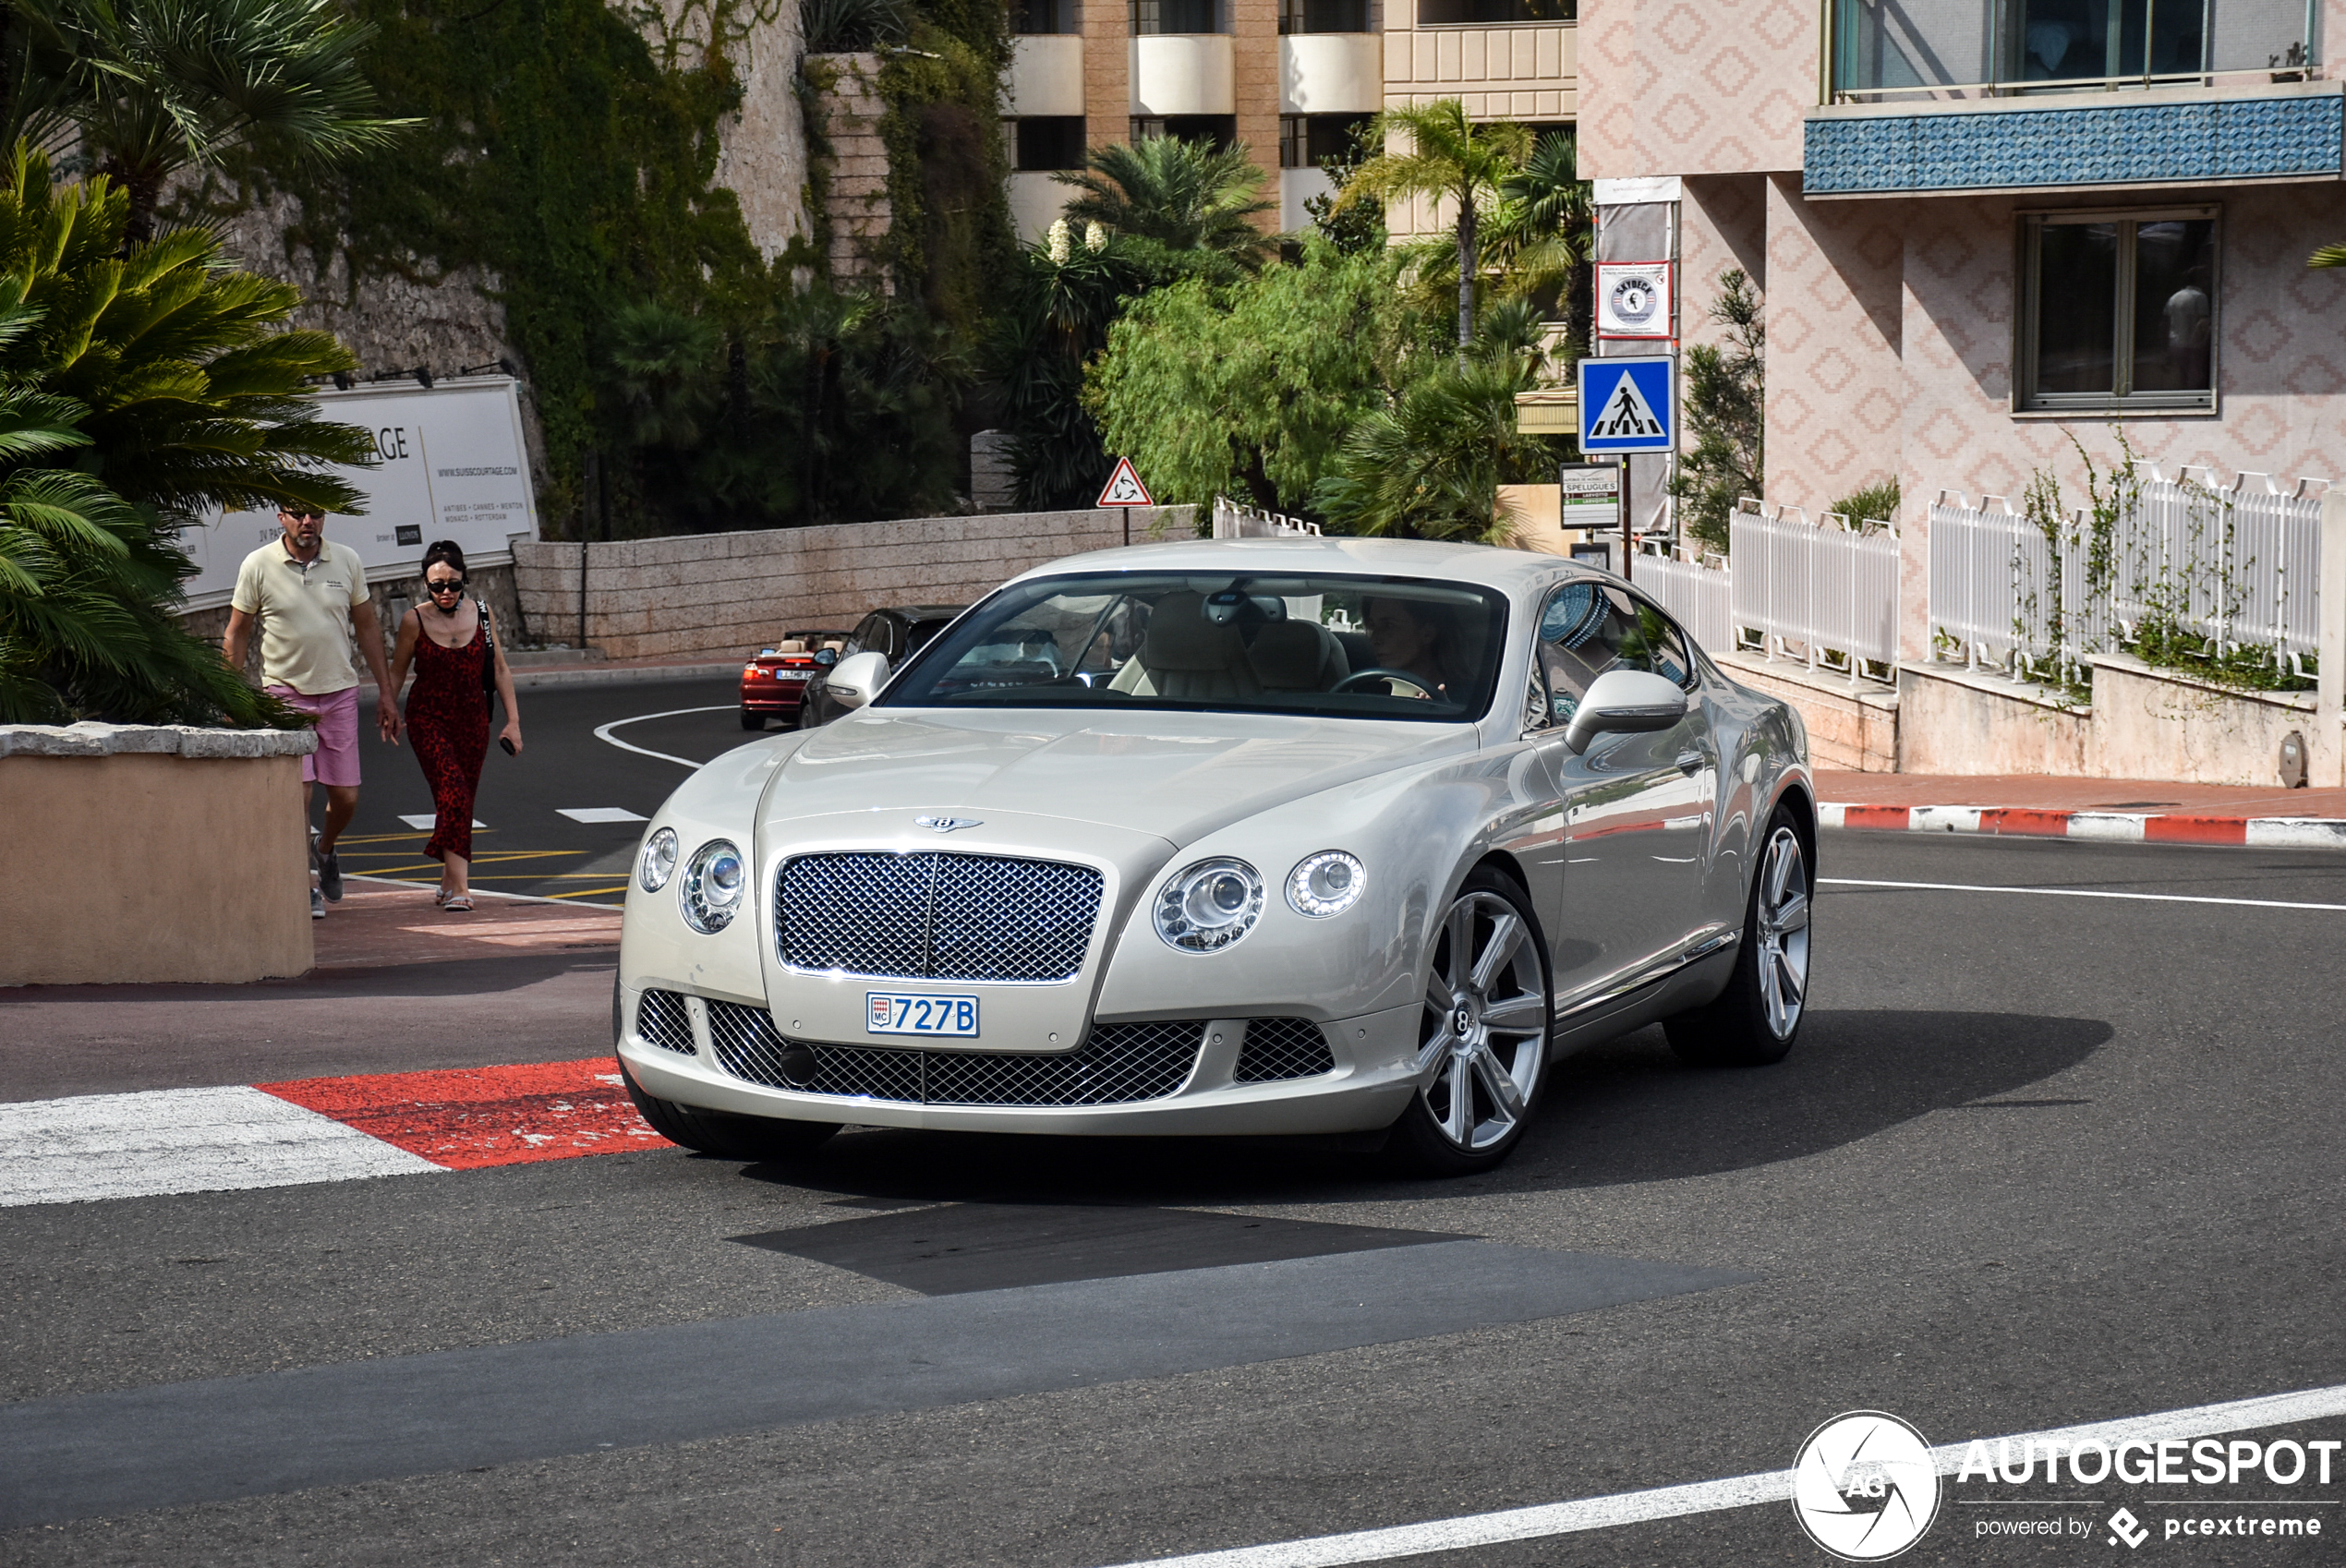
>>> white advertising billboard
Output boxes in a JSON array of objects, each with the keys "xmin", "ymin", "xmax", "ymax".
[{"xmin": 177, "ymin": 376, "xmax": 539, "ymax": 609}]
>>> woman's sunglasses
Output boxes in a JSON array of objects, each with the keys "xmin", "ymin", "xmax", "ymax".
[{"xmin": 425, "ymin": 578, "xmax": 466, "ymax": 596}]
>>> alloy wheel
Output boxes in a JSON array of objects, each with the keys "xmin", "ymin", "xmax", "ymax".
[
  {"xmin": 1415, "ymin": 889, "xmax": 1549, "ymax": 1152},
  {"xmin": 1755, "ymin": 826, "xmax": 1810, "ymax": 1040}
]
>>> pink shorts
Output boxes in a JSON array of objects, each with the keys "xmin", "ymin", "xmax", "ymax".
[{"xmin": 268, "ymin": 685, "xmax": 362, "ymax": 788}]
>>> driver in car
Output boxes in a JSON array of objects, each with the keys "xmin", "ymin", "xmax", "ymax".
[{"xmin": 1363, "ymin": 597, "xmax": 1466, "ymax": 699}]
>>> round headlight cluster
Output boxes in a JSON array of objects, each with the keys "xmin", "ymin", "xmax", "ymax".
[
  {"xmin": 1154, "ymin": 858, "xmax": 1264, "ymax": 953},
  {"xmin": 679, "ymin": 838, "xmax": 746, "ymax": 934},
  {"xmin": 637, "ymin": 826, "xmax": 679, "ymax": 893},
  {"xmin": 1286, "ymin": 850, "xmax": 1367, "ymax": 918}
]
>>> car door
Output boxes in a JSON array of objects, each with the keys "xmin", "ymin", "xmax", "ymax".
[{"xmin": 1531, "ymin": 580, "xmax": 1716, "ymax": 1009}]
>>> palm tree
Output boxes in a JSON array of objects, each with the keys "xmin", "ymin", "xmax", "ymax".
[
  {"xmin": 1337, "ymin": 98, "xmax": 1531, "ymax": 352},
  {"xmin": 1484, "ymin": 130, "xmax": 1591, "ymax": 309},
  {"xmin": 1053, "ymin": 137, "xmax": 1276, "ymax": 269},
  {"xmin": 2, "ymin": 0, "xmax": 413, "ymax": 240},
  {"xmin": 0, "ymin": 146, "xmax": 370, "ymax": 724}
]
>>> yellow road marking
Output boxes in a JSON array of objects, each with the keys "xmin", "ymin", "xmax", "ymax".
[{"xmin": 545, "ymin": 887, "xmax": 631, "ymax": 899}]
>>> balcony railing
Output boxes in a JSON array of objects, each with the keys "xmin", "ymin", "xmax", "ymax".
[{"xmin": 1827, "ymin": 0, "xmax": 2319, "ymax": 103}]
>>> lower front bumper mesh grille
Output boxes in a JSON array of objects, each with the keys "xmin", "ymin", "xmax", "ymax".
[
  {"xmin": 1232, "ymin": 1017, "xmax": 1336, "ymax": 1081},
  {"xmin": 705, "ymin": 999, "xmax": 1203, "ymax": 1106},
  {"xmin": 636, "ymin": 988, "xmax": 695, "ymax": 1055}
]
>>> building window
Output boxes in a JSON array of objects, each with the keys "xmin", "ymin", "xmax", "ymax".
[
  {"xmin": 1131, "ymin": 0, "xmax": 1218, "ymax": 32},
  {"xmin": 1279, "ymin": 0, "xmax": 1368, "ymax": 31},
  {"xmin": 1014, "ymin": 117, "xmax": 1088, "ymax": 171},
  {"xmin": 2019, "ymin": 210, "xmax": 2217, "ymax": 412},
  {"xmin": 1279, "ymin": 113, "xmax": 1373, "ymax": 168},
  {"xmin": 1013, "ymin": 0, "xmax": 1075, "ymax": 31},
  {"xmin": 1830, "ymin": 0, "xmax": 2314, "ymax": 101},
  {"xmin": 1131, "ymin": 115, "xmax": 1237, "ymax": 149},
  {"xmin": 1417, "ymin": 0, "xmax": 1571, "ymax": 24}
]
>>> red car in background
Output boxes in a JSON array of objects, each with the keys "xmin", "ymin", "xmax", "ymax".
[{"xmin": 739, "ymin": 630, "xmax": 852, "ymax": 730}]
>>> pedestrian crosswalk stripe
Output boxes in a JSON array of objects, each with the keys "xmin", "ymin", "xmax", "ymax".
[
  {"xmin": 557, "ymin": 806, "xmax": 647, "ymax": 824},
  {"xmin": 0, "ymin": 1060, "xmax": 667, "ymax": 1207},
  {"xmin": 396, "ymin": 814, "xmax": 486, "ymax": 830}
]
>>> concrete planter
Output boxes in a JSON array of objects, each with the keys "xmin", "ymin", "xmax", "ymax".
[
  {"xmin": 1890, "ymin": 657, "xmax": 2317, "ymax": 787},
  {"xmin": 0, "ymin": 723, "xmax": 318, "ymax": 985},
  {"xmin": 2084, "ymin": 652, "xmax": 2316, "ymax": 788}
]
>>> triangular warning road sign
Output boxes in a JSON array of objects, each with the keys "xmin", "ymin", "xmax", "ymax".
[
  {"xmin": 1592, "ymin": 372, "xmax": 1665, "ymax": 440},
  {"xmin": 1096, "ymin": 456, "xmax": 1154, "ymax": 507}
]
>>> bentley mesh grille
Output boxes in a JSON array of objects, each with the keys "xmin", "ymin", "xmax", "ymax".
[
  {"xmin": 774, "ymin": 851, "xmax": 1103, "ymax": 983},
  {"xmin": 1233, "ymin": 1017, "xmax": 1336, "ymax": 1081},
  {"xmin": 635, "ymin": 988, "xmax": 695, "ymax": 1055},
  {"xmin": 705, "ymin": 999, "xmax": 1202, "ymax": 1106}
]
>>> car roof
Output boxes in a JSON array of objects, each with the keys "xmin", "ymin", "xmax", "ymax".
[
  {"xmin": 874, "ymin": 604, "xmax": 967, "ymax": 620},
  {"xmin": 1002, "ymin": 535, "xmax": 1599, "ymax": 594}
]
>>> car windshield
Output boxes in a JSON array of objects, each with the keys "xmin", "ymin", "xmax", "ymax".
[{"xmin": 878, "ymin": 572, "xmax": 1509, "ymax": 722}]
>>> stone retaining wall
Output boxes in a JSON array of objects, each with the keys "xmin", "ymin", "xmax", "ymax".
[
  {"xmin": 1, "ymin": 724, "xmax": 318, "ymax": 984},
  {"xmin": 513, "ymin": 506, "xmax": 1194, "ymax": 660}
]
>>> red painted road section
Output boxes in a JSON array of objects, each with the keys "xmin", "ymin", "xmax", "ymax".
[{"xmin": 259, "ymin": 1057, "xmax": 669, "ymax": 1170}]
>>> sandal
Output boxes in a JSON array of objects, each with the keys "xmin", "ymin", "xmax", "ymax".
[
  {"xmin": 443, "ymin": 895, "xmax": 474, "ymax": 912},
  {"xmin": 433, "ymin": 887, "xmax": 451, "ymax": 907}
]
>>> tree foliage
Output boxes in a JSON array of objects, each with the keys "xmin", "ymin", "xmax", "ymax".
[
  {"xmin": 1310, "ymin": 299, "xmax": 1567, "ymax": 543},
  {"xmin": 0, "ymin": 148, "xmax": 360, "ymax": 724},
  {"xmin": 601, "ymin": 284, "xmax": 968, "ymax": 529},
  {"xmin": 1054, "ymin": 136, "xmax": 1277, "ymax": 274},
  {"xmin": 1084, "ymin": 238, "xmax": 1442, "ymax": 512},
  {"xmin": 1666, "ymin": 269, "xmax": 1765, "ymax": 554},
  {"xmin": 2, "ymin": 0, "xmax": 412, "ymax": 241}
]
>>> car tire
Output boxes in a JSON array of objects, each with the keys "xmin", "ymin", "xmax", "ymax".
[
  {"xmin": 739, "ymin": 708, "xmax": 763, "ymax": 730},
  {"xmin": 618, "ymin": 1057, "xmax": 841, "ymax": 1161},
  {"xmin": 1663, "ymin": 807, "xmax": 1811, "ymax": 1068},
  {"xmin": 1385, "ymin": 866, "xmax": 1554, "ymax": 1177}
]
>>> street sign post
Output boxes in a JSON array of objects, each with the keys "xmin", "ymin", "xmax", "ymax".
[{"xmin": 1577, "ymin": 356, "xmax": 1675, "ymax": 580}]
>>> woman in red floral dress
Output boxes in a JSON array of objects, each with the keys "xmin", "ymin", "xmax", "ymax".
[{"xmin": 387, "ymin": 541, "xmax": 523, "ymax": 911}]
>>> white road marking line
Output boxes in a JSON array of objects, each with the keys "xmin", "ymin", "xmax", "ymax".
[
  {"xmin": 557, "ymin": 806, "xmax": 648, "ymax": 824},
  {"xmin": 1820, "ymin": 877, "xmax": 2346, "ymax": 912},
  {"xmin": 1105, "ymin": 1382, "xmax": 2346, "ymax": 1568},
  {"xmin": 395, "ymin": 814, "xmax": 486, "ymax": 831},
  {"xmin": 0, "ymin": 1087, "xmax": 442, "ymax": 1208},
  {"xmin": 592, "ymin": 706, "xmax": 733, "ymax": 768}
]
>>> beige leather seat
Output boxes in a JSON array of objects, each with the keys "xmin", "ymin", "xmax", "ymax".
[
  {"xmin": 1247, "ymin": 620, "xmax": 1349, "ymax": 692},
  {"xmin": 1110, "ymin": 593, "xmax": 1263, "ymax": 701},
  {"xmin": 774, "ymin": 639, "xmax": 806, "ymax": 654}
]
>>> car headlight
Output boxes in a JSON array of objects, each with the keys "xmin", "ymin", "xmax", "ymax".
[
  {"xmin": 1286, "ymin": 850, "xmax": 1366, "ymax": 918},
  {"xmin": 679, "ymin": 838, "xmax": 745, "ymax": 934},
  {"xmin": 637, "ymin": 827, "xmax": 679, "ymax": 892},
  {"xmin": 1154, "ymin": 857, "xmax": 1264, "ymax": 953}
]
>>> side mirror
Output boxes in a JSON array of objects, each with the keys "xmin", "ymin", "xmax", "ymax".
[
  {"xmin": 1563, "ymin": 669, "xmax": 1688, "ymax": 755},
  {"xmin": 824, "ymin": 649, "xmax": 890, "ymax": 710},
  {"xmin": 812, "ymin": 646, "xmax": 840, "ymax": 668}
]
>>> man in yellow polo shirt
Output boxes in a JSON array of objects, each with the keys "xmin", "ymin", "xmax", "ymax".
[{"xmin": 224, "ymin": 507, "xmax": 402, "ymax": 919}]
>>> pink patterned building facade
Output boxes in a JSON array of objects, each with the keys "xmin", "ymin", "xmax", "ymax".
[{"xmin": 1579, "ymin": 0, "xmax": 2346, "ymax": 657}]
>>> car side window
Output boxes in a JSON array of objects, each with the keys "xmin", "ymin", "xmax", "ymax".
[
  {"xmin": 846, "ymin": 614, "xmax": 880, "ymax": 658},
  {"xmin": 1532, "ymin": 580, "xmax": 1693, "ymax": 727}
]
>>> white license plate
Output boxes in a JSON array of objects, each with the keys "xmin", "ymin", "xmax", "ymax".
[{"xmin": 865, "ymin": 992, "xmax": 979, "ymax": 1037}]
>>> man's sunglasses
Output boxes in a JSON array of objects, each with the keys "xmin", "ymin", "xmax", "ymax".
[
  {"xmin": 282, "ymin": 511, "xmax": 325, "ymax": 523},
  {"xmin": 425, "ymin": 578, "xmax": 466, "ymax": 595}
]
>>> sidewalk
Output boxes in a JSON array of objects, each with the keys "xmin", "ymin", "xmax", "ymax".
[{"xmin": 1814, "ymin": 771, "xmax": 2346, "ymax": 849}]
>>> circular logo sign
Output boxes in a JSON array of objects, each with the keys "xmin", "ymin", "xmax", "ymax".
[
  {"xmin": 1791, "ymin": 1411, "xmax": 1941, "ymax": 1562},
  {"xmin": 1608, "ymin": 273, "xmax": 1660, "ymax": 328}
]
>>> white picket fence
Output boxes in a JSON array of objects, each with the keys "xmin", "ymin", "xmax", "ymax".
[
  {"xmin": 1626, "ymin": 501, "xmax": 1899, "ymax": 686},
  {"xmin": 1211, "ymin": 496, "xmax": 1323, "ymax": 539},
  {"xmin": 1927, "ymin": 466, "xmax": 2327, "ymax": 681}
]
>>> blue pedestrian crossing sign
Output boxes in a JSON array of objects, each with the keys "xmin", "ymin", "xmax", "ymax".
[{"xmin": 1578, "ymin": 356, "xmax": 1675, "ymax": 454}]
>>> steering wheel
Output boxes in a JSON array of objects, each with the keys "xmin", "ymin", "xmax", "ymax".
[{"xmin": 1333, "ymin": 667, "xmax": 1438, "ymax": 700}]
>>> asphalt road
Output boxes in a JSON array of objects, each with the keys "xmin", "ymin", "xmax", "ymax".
[
  {"xmin": 333, "ymin": 677, "xmax": 752, "ymax": 903},
  {"xmin": 7, "ymin": 829, "xmax": 2346, "ymax": 1565}
]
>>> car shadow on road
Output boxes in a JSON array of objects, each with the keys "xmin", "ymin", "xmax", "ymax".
[{"xmin": 745, "ymin": 1008, "xmax": 2112, "ymax": 1209}]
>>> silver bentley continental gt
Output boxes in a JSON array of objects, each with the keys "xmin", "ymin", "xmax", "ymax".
[{"xmin": 615, "ymin": 536, "xmax": 1814, "ymax": 1176}]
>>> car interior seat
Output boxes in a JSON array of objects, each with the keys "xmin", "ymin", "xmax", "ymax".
[
  {"xmin": 774, "ymin": 639, "xmax": 806, "ymax": 654},
  {"xmin": 1247, "ymin": 620, "xmax": 1350, "ymax": 692},
  {"xmin": 1109, "ymin": 592, "xmax": 1263, "ymax": 701}
]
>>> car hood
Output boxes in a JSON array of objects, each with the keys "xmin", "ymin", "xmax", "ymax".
[{"xmin": 764, "ymin": 707, "xmax": 1481, "ymax": 847}]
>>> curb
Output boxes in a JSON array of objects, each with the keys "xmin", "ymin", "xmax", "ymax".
[{"xmin": 1820, "ymin": 802, "xmax": 2346, "ymax": 851}]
